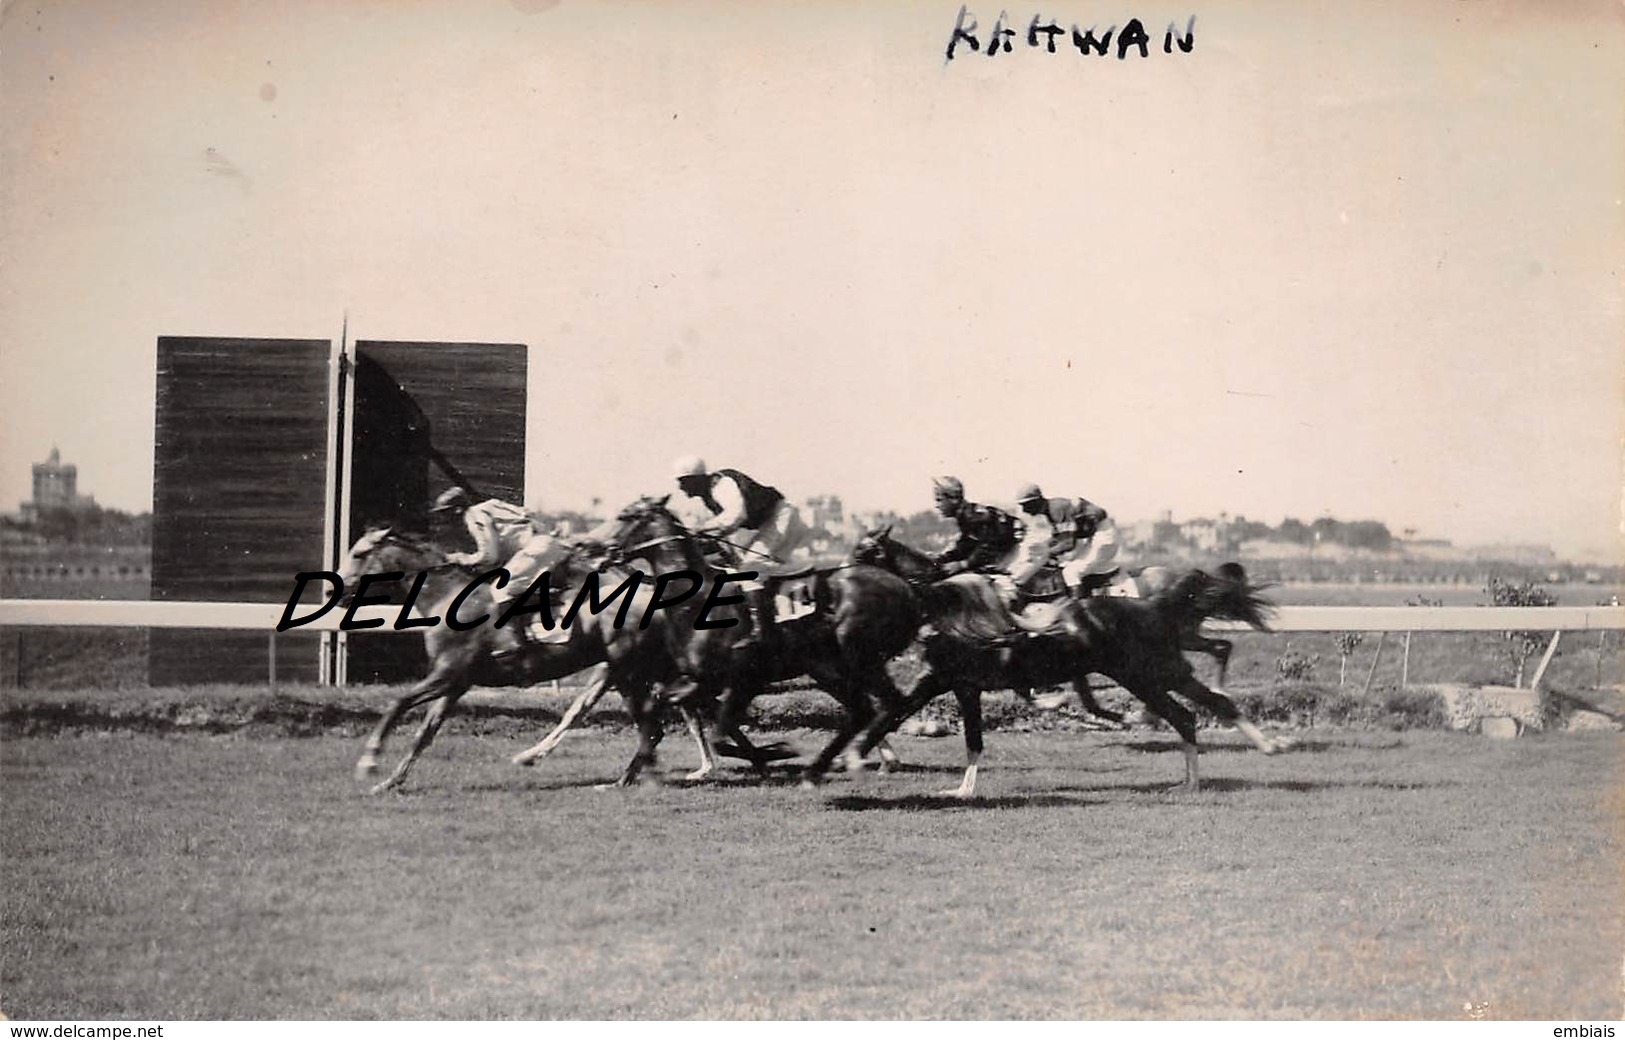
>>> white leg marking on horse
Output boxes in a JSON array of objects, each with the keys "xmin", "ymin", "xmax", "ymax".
[
  {"xmin": 684, "ymin": 710, "xmax": 717, "ymax": 781},
  {"xmin": 939, "ymin": 752, "xmax": 980, "ymax": 799},
  {"xmin": 1233, "ymin": 718, "xmax": 1278, "ymax": 755},
  {"xmin": 512, "ymin": 666, "xmax": 609, "ymax": 766},
  {"xmin": 1182, "ymin": 743, "xmax": 1201, "ymax": 792},
  {"xmin": 876, "ymin": 738, "xmax": 901, "ymax": 769}
]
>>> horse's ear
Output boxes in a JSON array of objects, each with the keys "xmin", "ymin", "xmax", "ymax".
[
  {"xmin": 882, "ymin": 524, "xmax": 893, "ymax": 537},
  {"xmin": 657, "ymin": 493, "xmax": 671, "ymax": 508}
]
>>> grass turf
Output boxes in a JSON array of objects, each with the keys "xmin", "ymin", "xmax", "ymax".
[{"xmin": 2, "ymin": 727, "xmax": 1620, "ymax": 1020}]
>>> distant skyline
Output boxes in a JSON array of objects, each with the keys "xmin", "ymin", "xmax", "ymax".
[{"xmin": 2, "ymin": 2, "xmax": 1621, "ymax": 562}]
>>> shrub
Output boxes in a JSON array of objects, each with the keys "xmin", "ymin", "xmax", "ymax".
[
  {"xmin": 1377, "ymin": 685, "xmax": 1447, "ymax": 730},
  {"xmin": 1275, "ymin": 647, "xmax": 1319, "ymax": 683}
]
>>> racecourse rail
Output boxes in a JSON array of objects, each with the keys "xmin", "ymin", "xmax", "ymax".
[
  {"xmin": 3, "ymin": 598, "xmax": 1623, "ymax": 688},
  {"xmin": 3, "ymin": 599, "xmax": 1623, "ymax": 633}
]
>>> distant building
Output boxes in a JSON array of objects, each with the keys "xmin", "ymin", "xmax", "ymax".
[
  {"xmin": 20, "ymin": 446, "xmax": 97, "ymax": 521},
  {"xmin": 805, "ymin": 494, "xmax": 845, "ymax": 532},
  {"xmin": 1180, "ymin": 518, "xmax": 1222, "ymax": 553}
]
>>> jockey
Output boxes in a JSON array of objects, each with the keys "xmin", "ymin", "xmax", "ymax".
[
  {"xmin": 671, "ymin": 456, "xmax": 811, "ymax": 655},
  {"xmin": 1010, "ymin": 482, "xmax": 1120, "ymax": 597},
  {"xmin": 930, "ymin": 476, "xmax": 1023, "ymax": 577},
  {"xmin": 431, "ymin": 487, "xmax": 566, "ymax": 656}
]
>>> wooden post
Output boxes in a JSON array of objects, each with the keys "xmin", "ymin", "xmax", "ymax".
[
  {"xmin": 267, "ymin": 630, "xmax": 277, "ymax": 691},
  {"xmin": 1361, "ymin": 631, "xmax": 1389, "ymax": 696},
  {"xmin": 1529, "ymin": 631, "xmax": 1562, "ymax": 691},
  {"xmin": 1401, "ymin": 631, "xmax": 1412, "ymax": 688}
]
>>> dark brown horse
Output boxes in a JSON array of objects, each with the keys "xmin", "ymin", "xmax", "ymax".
[
  {"xmin": 842, "ymin": 528, "xmax": 1287, "ymax": 796},
  {"xmin": 855, "ymin": 525, "xmax": 1266, "ymax": 688},
  {"xmin": 596, "ymin": 497, "xmax": 923, "ymax": 784},
  {"xmin": 342, "ymin": 527, "xmax": 707, "ymax": 792}
]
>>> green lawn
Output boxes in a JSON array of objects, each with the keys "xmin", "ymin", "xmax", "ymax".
[{"xmin": 2, "ymin": 727, "xmax": 1620, "ymax": 1020}]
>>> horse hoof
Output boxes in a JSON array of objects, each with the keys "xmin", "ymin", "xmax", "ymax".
[
  {"xmin": 935, "ymin": 788, "xmax": 974, "ymax": 800},
  {"xmin": 367, "ymin": 781, "xmax": 398, "ymax": 796},
  {"xmin": 799, "ymin": 776, "xmax": 821, "ymax": 791},
  {"xmin": 354, "ymin": 761, "xmax": 377, "ymax": 780},
  {"xmin": 684, "ymin": 768, "xmax": 713, "ymax": 782},
  {"xmin": 842, "ymin": 752, "xmax": 866, "ymax": 773}
]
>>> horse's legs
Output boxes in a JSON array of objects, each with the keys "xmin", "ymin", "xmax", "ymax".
[
  {"xmin": 848, "ymin": 668, "xmax": 950, "ymax": 766},
  {"xmin": 511, "ymin": 663, "xmax": 610, "ymax": 766},
  {"xmin": 356, "ymin": 667, "xmax": 461, "ymax": 780},
  {"xmin": 682, "ymin": 702, "xmax": 720, "ymax": 781},
  {"xmin": 802, "ymin": 672, "xmax": 876, "ymax": 787},
  {"xmin": 1125, "ymin": 681, "xmax": 1202, "ymax": 792},
  {"xmin": 1172, "ymin": 674, "xmax": 1283, "ymax": 754},
  {"xmin": 1180, "ymin": 632, "xmax": 1234, "ymax": 688},
  {"xmin": 1071, "ymin": 677, "xmax": 1125, "ymax": 725},
  {"xmin": 607, "ymin": 683, "xmax": 665, "ymax": 788},
  {"xmin": 940, "ymin": 686, "xmax": 984, "ymax": 799},
  {"xmin": 371, "ymin": 682, "xmax": 471, "ymax": 794},
  {"xmin": 874, "ymin": 736, "xmax": 902, "ymax": 773}
]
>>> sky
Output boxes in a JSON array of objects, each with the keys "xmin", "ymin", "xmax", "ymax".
[{"xmin": 1, "ymin": 0, "xmax": 1621, "ymax": 560}]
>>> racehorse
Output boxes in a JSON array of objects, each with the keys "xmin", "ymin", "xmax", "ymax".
[
  {"xmin": 596, "ymin": 496, "xmax": 922, "ymax": 784},
  {"xmin": 842, "ymin": 528, "xmax": 1287, "ymax": 796},
  {"xmin": 342, "ymin": 527, "xmax": 711, "ymax": 793},
  {"xmin": 855, "ymin": 527, "xmax": 1265, "ymax": 688}
]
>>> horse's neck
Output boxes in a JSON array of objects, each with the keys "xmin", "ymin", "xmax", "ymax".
[
  {"xmin": 891, "ymin": 541, "xmax": 941, "ymax": 582},
  {"xmin": 411, "ymin": 563, "xmax": 482, "ymax": 615},
  {"xmin": 632, "ymin": 538, "xmax": 710, "ymax": 581}
]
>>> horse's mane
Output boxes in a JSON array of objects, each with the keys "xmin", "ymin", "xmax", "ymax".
[
  {"xmin": 1152, "ymin": 564, "xmax": 1276, "ymax": 631},
  {"xmin": 855, "ymin": 528, "xmax": 941, "ymax": 583}
]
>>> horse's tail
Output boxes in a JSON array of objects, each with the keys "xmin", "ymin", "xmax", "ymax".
[
  {"xmin": 1205, "ymin": 562, "xmax": 1277, "ymax": 631},
  {"xmin": 919, "ymin": 575, "xmax": 1020, "ymax": 646}
]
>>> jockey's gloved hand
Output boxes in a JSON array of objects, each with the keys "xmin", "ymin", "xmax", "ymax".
[{"xmin": 939, "ymin": 560, "xmax": 968, "ymax": 577}]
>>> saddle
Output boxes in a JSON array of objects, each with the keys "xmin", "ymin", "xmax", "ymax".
[
  {"xmin": 766, "ymin": 571, "xmax": 821, "ymax": 624},
  {"xmin": 1008, "ymin": 600, "xmax": 1073, "ymax": 636},
  {"xmin": 757, "ymin": 555, "xmax": 848, "ymax": 625}
]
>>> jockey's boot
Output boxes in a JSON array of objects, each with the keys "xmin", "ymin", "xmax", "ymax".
[
  {"xmin": 731, "ymin": 585, "xmax": 779, "ymax": 661},
  {"xmin": 1071, "ymin": 573, "xmax": 1112, "ymax": 600}
]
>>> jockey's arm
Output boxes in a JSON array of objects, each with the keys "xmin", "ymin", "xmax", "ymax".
[
  {"xmin": 1007, "ymin": 515, "xmax": 1054, "ymax": 584},
  {"xmin": 447, "ymin": 501, "xmax": 521, "ymax": 567},
  {"xmin": 700, "ymin": 477, "xmax": 748, "ymax": 536}
]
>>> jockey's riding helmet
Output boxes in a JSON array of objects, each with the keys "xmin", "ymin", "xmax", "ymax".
[
  {"xmin": 932, "ymin": 475, "xmax": 964, "ymax": 500},
  {"xmin": 431, "ymin": 487, "xmax": 470, "ymax": 514},
  {"xmin": 1016, "ymin": 483, "xmax": 1045, "ymax": 506},
  {"xmin": 672, "ymin": 456, "xmax": 709, "ymax": 480}
]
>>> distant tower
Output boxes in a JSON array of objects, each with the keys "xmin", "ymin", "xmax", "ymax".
[{"xmin": 32, "ymin": 446, "xmax": 78, "ymax": 509}]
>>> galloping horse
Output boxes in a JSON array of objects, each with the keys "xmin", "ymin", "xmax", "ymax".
[
  {"xmin": 843, "ymin": 528, "xmax": 1287, "ymax": 796},
  {"xmin": 596, "ymin": 497, "xmax": 922, "ymax": 784},
  {"xmin": 343, "ymin": 527, "xmax": 708, "ymax": 792},
  {"xmin": 856, "ymin": 527, "xmax": 1266, "ymax": 688}
]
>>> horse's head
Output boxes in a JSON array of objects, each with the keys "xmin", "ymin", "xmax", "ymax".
[
  {"xmin": 340, "ymin": 527, "xmax": 446, "ymax": 592},
  {"xmin": 850, "ymin": 525, "xmax": 896, "ymax": 569},
  {"xmin": 599, "ymin": 494, "xmax": 704, "ymax": 570}
]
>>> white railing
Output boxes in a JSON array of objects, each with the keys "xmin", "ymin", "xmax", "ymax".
[
  {"xmin": 4, "ymin": 599, "xmax": 1623, "ymax": 632},
  {"xmin": 4, "ymin": 599, "xmax": 1622, "ymax": 690}
]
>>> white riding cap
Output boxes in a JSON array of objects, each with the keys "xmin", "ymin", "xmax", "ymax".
[{"xmin": 672, "ymin": 455, "xmax": 709, "ymax": 479}]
